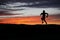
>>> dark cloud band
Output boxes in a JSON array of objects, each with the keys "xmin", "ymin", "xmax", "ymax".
[{"xmin": 0, "ymin": 0, "xmax": 60, "ymax": 8}]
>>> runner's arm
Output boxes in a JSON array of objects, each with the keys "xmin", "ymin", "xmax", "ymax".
[{"xmin": 40, "ymin": 13, "xmax": 42, "ymax": 16}]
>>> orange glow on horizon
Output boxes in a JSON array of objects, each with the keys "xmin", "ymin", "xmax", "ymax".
[{"xmin": 0, "ymin": 16, "xmax": 60, "ymax": 25}]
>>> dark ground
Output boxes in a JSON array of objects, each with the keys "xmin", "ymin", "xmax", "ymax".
[{"xmin": 0, "ymin": 24, "xmax": 60, "ymax": 39}]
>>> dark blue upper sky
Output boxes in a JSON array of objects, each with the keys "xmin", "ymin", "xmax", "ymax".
[
  {"xmin": 0, "ymin": 0, "xmax": 60, "ymax": 8},
  {"xmin": 0, "ymin": 0, "xmax": 60, "ymax": 14},
  {"xmin": 0, "ymin": 0, "xmax": 60, "ymax": 18}
]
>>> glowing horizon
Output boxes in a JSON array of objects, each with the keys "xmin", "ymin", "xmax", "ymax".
[{"xmin": 0, "ymin": 15, "xmax": 60, "ymax": 25}]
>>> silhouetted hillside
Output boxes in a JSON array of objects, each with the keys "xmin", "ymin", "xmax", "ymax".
[
  {"xmin": 0, "ymin": 24, "xmax": 60, "ymax": 39},
  {"xmin": 0, "ymin": 24, "xmax": 60, "ymax": 32}
]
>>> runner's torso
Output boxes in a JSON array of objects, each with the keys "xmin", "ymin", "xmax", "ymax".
[{"xmin": 41, "ymin": 13, "xmax": 47, "ymax": 18}]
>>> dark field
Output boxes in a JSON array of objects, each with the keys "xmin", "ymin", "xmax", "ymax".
[
  {"xmin": 0, "ymin": 24, "xmax": 60, "ymax": 32},
  {"xmin": 0, "ymin": 24, "xmax": 60, "ymax": 39}
]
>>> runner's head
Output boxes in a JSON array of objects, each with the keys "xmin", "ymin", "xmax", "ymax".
[{"xmin": 43, "ymin": 10, "xmax": 45, "ymax": 13}]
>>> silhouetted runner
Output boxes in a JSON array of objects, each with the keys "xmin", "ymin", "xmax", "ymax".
[{"xmin": 40, "ymin": 10, "xmax": 48, "ymax": 24}]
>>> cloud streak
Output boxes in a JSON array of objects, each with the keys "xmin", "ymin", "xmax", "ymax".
[
  {"xmin": 0, "ymin": 0, "xmax": 60, "ymax": 18},
  {"xmin": 0, "ymin": 0, "xmax": 60, "ymax": 7}
]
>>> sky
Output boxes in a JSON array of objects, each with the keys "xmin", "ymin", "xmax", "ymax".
[{"xmin": 0, "ymin": 0, "xmax": 60, "ymax": 24}]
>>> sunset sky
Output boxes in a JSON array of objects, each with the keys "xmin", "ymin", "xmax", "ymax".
[{"xmin": 0, "ymin": 0, "xmax": 60, "ymax": 25}]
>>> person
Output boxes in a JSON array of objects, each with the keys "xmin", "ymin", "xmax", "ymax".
[{"xmin": 40, "ymin": 10, "xmax": 48, "ymax": 24}]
